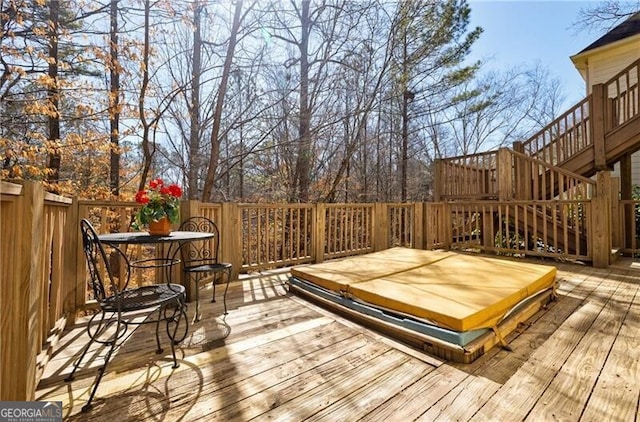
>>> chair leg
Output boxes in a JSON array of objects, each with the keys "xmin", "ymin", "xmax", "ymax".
[
  {"xmin": 222, "ymin": 268, "xmax": 231, "ymax": 315},
  {"xmin": 154, "ymin": 308, "xmax": 163, "ymax": 354},
  {"xmin": 65, "ymin": 312, "xmax": 108, "ymax": 382},
  {"xmin": 81, "ymin": 333, "xmax": 119, "ymax": 412},
  {"xmin": 194, "ymin": 277, "xmax": 202, "ymax": 322},
  {"xmin": 81, "ymin": 318, "xmax": 124, "ymax": 412},
  {"xmin": 165, "ymin": 302, "xmax": 186, "ymax": 369},
  {"xmin": 211, "ymin": 276, "xmax": 217, "ymax": 303},
  {"xmin": 170, "ymin": 300, "xmax": 189, "ymax": 344}
]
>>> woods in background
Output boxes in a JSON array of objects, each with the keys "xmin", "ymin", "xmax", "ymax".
[{"xmin": 2, "ymin": 0, "xmax": 569, "ymax": 202}]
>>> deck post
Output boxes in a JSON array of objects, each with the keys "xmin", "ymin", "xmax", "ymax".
[
  {"xmin": 481, "ymin": 205, "xmax": 496, "ymax": 250},
  {"xmin": 373, "ymin": 203, "xmax": 388, "ymax": 251},
  {"xmin": 497, "ymin": 148, "xmax": 513, "ymax": 200},
  {"xmin": 512, "ymin": 142, "xmax": 531, "ymax": 200},
  {"xmin": 619, "ymin": 154, "xmax": 635, "ymax": 251},
  {"xmin": 221, "ymin": 202, "xmax": 241, "ymax": 281},
  {"xmin": 591, "ymin": 83, "xmax": 607, "ymax": 169},
  {"xmin": 62, "ymin": 196, "xmax": 80, "ymax": 324},
  {"xmin": 180, "ymin": 198, "xmax": 201, "ymax": 222},
  {"xmin": 433, "ymin": 159, "xmax": 442, "ymax": 201},
  {"xmin": 2, "ymin": 181, "xmax": 44, "ymax": 401},
  {"xmin": 0, "ymin": 182, "xmax": 20, "ymax": 402},
  {"xmin": 313, "ymin": 203, "xmax": 325, "ymax": 263},
  {"xmin": 441, "ymin": 203, "xmax": 452, "ymax": 249},
  {"xmin": 412, "ymin": 202, "xmax": 424, "ymax": 249},
  {"xmin": 610, "ymin": 177, "xmax": 621, "ymax": 250},
  {"xmin": 592, "ymin": 170, "xmax": 612, "ymax": 268}
]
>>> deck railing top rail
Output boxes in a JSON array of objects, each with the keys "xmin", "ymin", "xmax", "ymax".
[
  {"xmin": 604, "ymin": 57, "xmax": 639, "ymax": 132},
  {"xmin": 520, "ymin": 96, "xmax": 592, "ymax": 167},
  {"xmin": 604, "ymin": 56, "xmax": 640, "ymax": 89},
  {"xmin": 509, "ymin": 148, "xmax": 596, "ymax": 200},
  {"xmin": 436, "ymin": 150, "xmax": 498, "ymax": 168},
  {"xmin": 1, "ymin": 180, "xmax": 23, "ymax": 196},
  {"xmin": 510, "ymin": 149, "xmax": 596, "ymax": 187}
]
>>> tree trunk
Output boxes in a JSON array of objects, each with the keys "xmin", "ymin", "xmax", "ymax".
[
  {"xmin": 401, "ymin": 90, "xmax": 409, "ymax": 202},
  {"xmin": 295, "ymin": 0, "xmax": 312, "ymax": 202},
  {"xmin": 138, "ymin": 0, "xmax": 153, "ymax": 191},
  {"xmin": 187, "ymin": 2, "xmax": 203, "ymax": 199},
  {"xmin": 201, "ymin": 0, "xmax": 243, "ymax": 201},
  {"xmin": 109, "ymin": 0, "xmax": 120, "ymax": 196},
  {"xmin": 46, "ymin": 0, "xmax": 60, "ymax": 186},
  {"xmin": 400, "ymin": 34, "xmax": 409, "ymax": 202}
]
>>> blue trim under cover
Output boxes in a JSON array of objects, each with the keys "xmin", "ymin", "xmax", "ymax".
[{"xmin": 288, "ymin": 276, "xmax": 489, "ymax": 347}]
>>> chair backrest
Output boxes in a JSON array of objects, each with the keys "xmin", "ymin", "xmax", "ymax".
[
  {"xmin": 178, "ymin": 216, "xmax": 221, "ymax": 265},
  {"xmin": 80, "ymin": 219, "xmax": 129, "ymax": 303}
]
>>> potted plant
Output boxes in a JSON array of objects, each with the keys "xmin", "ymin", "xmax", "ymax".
[{"xmin": 134, "ymin": 178, "xmax": 183, "ymax": 235}]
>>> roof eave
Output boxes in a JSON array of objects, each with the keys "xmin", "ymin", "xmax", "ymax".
[{"xmin": 571, "ymin": 32, "xmax": 640, "ymax": 66}]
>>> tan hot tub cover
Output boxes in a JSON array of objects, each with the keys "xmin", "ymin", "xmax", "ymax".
[{"xmin": 291, "ymin": 248, "xmax": 557, "ymax": 332}]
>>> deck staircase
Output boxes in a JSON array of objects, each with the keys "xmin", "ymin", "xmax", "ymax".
[
  {"xmin": 520, "ymin": 59, "xmax": 640, "ymax": 179},
  {"xmin": 436, "ymin": 58, "xmax": 640, "ymax": 261}
]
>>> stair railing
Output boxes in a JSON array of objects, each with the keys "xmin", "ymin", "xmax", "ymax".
[
  {"xmin": 510, "ymin": 149, "xmax": 596, "ymax": 201},
  {"xmin": 520, "ymin": 97, "xmax": 592, "ymax": 167},
  {"xmin": 604, "ymin": 57, "xmax": 640, "ymax": 132}
]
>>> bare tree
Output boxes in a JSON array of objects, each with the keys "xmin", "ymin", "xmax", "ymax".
[
  {"xmin": 109, "ymin": 0, "xmax": 120, "ymax": 195},
  {"xmin": 201, "ymin": 0, "xmax": 247, "ymax": 201},
  {"xmin": 574, "ymin": 1, "xmax": 639, "ymax": 32},
  {"xmin": 137, "ymin": 0, "xmax": 154, "ymax": 191},
  {"xmin": 187, "ymin": 1, "xmax": 204, "ymax": 199},
  {"xmin": 438, "ymin": 64, "xmax": 565, "ymax": 157}
]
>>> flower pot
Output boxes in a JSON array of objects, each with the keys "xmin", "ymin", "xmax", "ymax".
[{"xmin": 148, "ymin": 217, "xmax": 171, "ymax": 236}]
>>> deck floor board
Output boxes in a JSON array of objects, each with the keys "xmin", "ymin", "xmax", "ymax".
[
  {"xmin": 573, "ymin": 281, "xmax": 640, "ymax": 422},
  {"xmin": 470, "ymin": 268, "xmax": 620, "ymax": 421},
  {"xmin": 35, "ymin": 258, "xmax": 640, "ymax": 421},
  {"xmin": 525, "ymin": 274, "xmax": 634, "ymax": 421}
]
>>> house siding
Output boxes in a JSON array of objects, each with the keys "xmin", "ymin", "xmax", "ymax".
[
  {"xmin": 586, "ymin": 41, "xmax": 640, "ymax": 94},
  {"xmin": 581, "ymin": 36, "xmax": 640, "ymax": 187}
]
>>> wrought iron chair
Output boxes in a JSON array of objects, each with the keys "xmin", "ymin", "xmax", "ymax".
[
  {"xmin": 178, "ymin": 216, "xmax": 232, "ymax": 321},
  {"xmin": 66, "ymin": 219, "xmax": 188, "ymax": 412}
]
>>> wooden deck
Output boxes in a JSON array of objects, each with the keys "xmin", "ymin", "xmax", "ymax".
[{"xmin": 36, "ymin": 256, "xmax": 640, "ymax": 421}]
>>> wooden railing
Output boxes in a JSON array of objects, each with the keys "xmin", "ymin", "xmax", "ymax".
[
  {"xmin": 39, "ymin": 194, "xmax": 73, "ymax": 365},
  {"xmin": 511, "ymin": 149, "xmax": 596, "ymax": 200},
  {"xmin": 1, "ymin": 181, "xmax": 72, "ymax": 401},
  {"xmin": 618, "ymin": 200, "xmax": 640, "ymax": 256},
  {"xmin": 447, "ymin": 200, "xmax": 591, "ymax": 261},
  {"xmin": 0, "ymin": 175, "xmax": 621, "ymax": 402},
  {"xmin": 518, "ymin": 57, "xmax": 640, "ymax": 171},
  {"xmin": 321, "ymin": 203, "xmax": 374, "ymax": 260},
  {"xmin": 605, "ymin": 58, "xmax": 639, "ymax": 131},
  {"xmin": 72, "ymin": 201, "xmax": 425, "ymax": 300},
  {"xmin": 520, "ymin": 97, "xmax": 592, "ymax": 167},
  {"xmin": 240, "ymin": 203, "xmax": 315, "ymax": 271},
  {"xmin": 424, "ymin": 202, "xmax": 450, "ymax": 249},
  {"xmin": 388, "ymin": 203, "xmax": 414, "ymax": 248},
  {"xmin": 434, "ymin": 151, "xmax": 498, "ymax": 200},
  {"xmin": 436, "ymin": 148, "xmax": 596, "ymax": 202}
]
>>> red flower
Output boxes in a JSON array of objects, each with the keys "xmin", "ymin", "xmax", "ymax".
[
  {"xmin": 133, "ymin": 177, "xmax": 183, "ymax": 230},
  {"xmin": 168, "ymin": 184, "xmax": 182, "ymax": 198},
  {"xmin": 135, "ymin": 190, "xmax": 149, "ymax": 204},
  {"xmin": 149, "ymin": 178, "xmax": 163, "ymax": 189}
]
